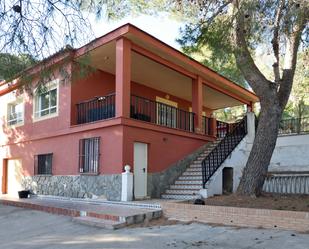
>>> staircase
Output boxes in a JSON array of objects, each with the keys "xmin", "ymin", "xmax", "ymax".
[
  {"xmin": 161, "ymin": 117, "xmax": 247, "ymax": 200},
  {"xmin": 161, "ymin": 139, "xmax": 222, "ymax": 200}
]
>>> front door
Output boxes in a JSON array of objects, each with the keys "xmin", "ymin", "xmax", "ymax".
[
  {"xmin": 7, "ymin": 159, "xmax": 23, "ymax": 197},
  {"xmin": 134, "ymin": 142, "xmax": 148, "ymax": 199}
]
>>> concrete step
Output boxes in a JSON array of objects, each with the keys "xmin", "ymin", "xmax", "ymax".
[
  {"xmin": 175, "ymin": 180, "xmax": 203, "ymax": 185},
  {"xmin": 73, "ymin": 216, "xmax": 126, "ymax": 229},
  {"xmin": 182, "ymin": 171, "xmax": 202, "ymax": 176},
  {"xmin": 170, "ymin": 184, "xmax": 202, "ymax": 190},
  {"xmin": 178, "ymin": 176, "xmax": 203, "ymax": 181},
  {"xmin": 186, "ymin": 167, "xmax": 202, "ymax": 172},
  {"xmin": 165, "ymin": 189, "xmax": 199, "ymax": 195},
  {"xmin": 189, "ymin": 164, "xmax": 203, "ymax": 168},
  {"xmin": 161, "ymin": 194, "xmax": 197, "ymax": 200}
]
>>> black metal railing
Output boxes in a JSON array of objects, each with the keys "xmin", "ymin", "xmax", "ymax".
[
  {"xmin": 130, "ymin": 95, "xmax": 195, "ymax": 132},
  {"xmin": 202, "ymin": 116, "xmax": 212, "ymax": 135},
  {"xmin": 216, "ymin": 120, "xmax": 230, "ymax": 138},
  {"xmin": 202, "ymin": 116, "xmax": 247, "ymax": 188},
  {"xmin": 76, "ymin": 94, "xmax": 115, "ymax": 124},
  {"xmin": 278, "ymin": 117, "xmax": 309, "ymax": 135}
]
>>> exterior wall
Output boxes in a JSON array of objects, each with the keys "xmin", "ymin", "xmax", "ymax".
[
  {"xmin": 201, "ymin": 116, "xmax": 309, "ymax": 198},
  {"xmin": 202, "ymin": 133, "xmax": 253, "ymax": 197},
  {"xmin": 70, "ymin": 68, "xmax": 212, "ymax": 125},
  {"xmin": 0, "ymin": 66, "xmax": 214, "ymax": 200},
  {"xmin": 269, "ymin": 134, "xmax": 309, "ymax": 172},
  {"xmin": 70, "ymin": 67, "xmax": 116, "ymax": 125},
  {"xmin": 122, "ymin": 125, "xmax": 209, "ymax": 173},
  {"xmin": 0, "ymin": 66, "xmax": 72, "ymax": 146},
  {"xmin": 148, "ymin": 143, "xmax": 211, "ymax": 198}
]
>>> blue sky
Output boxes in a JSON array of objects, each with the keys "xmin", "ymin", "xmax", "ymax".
[{"xmin": 90, "ymin": 14, "xmax": 183, "ymax": 50}]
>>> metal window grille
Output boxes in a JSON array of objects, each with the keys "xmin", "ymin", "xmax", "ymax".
[
  {"xmin": 34, "ymin": 153, "xmax": 53, "ymax": 175},
  {"xmin": 79, "ymin": 137, "xmax": 100, "ymax": 174}
]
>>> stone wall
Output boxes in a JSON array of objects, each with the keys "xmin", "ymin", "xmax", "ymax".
[{"xmin": 22, "ymin": 174, "xmax": 122, "ymax": 201}]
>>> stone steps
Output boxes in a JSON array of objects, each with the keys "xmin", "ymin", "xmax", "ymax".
[
  {"xmin": 186, "ymin": 167, "xmax": 202, "ymax": 172},
  {"xmin": 170, "ymin": 184, "xmax": 201, "ymax": 190},
  {"xmin": 182, "ymin": 171, "xmax": 202, "ymax": 176},
  {"xmin": 73, "ymin": 216, "xmax": 126, "ymax": 229},
  {"xmin": 161, "ymin": 194, "xmax": 197, "ymax": 200},
  {"xmin": 174, "ymin": 180, "xmax": 203, "ymax": 185},
  {"xmin": 165, "ymin": 189, "xmax": 199, "ymax": 195},
  {"xmin": 161, "ymin": 139, "xmax": 222, "ymax": 200}
]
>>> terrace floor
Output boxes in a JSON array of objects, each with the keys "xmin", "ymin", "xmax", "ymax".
[{"xmin": 0, "ymin": 195, "xmax": 162, "ymax": 229}]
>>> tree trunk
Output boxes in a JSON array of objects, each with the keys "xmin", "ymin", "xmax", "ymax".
[{"xmin": 237, "ymin": 100, "xmax": 282, "ymax": 196}]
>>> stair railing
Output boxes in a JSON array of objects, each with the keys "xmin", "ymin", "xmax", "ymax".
[{"xmin": 202, "ymin": 116, "xmax": 248, "ymax": 188}]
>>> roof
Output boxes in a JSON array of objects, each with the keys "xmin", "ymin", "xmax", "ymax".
[{"xmin": 0, "ymin": 23, "xmax": 259, "ymax": 104}]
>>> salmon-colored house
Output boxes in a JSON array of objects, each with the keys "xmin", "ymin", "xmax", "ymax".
[{"xmin": 0, "ymin": 24, "xmax": 258, "ymax": 200}]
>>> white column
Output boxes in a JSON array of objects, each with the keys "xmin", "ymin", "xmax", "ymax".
[
  {"xmin": 246, "ymin": 111, "xmax": 256, "ymax": 143},
  {"xmin": 121, "ymin": 165, "xmax": 133, "ymax": 201}
]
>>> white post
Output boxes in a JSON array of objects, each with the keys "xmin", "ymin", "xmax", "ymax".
[
  {"xmin": 246, "ymin": 111, "xmax": 256, "ymax": 144},
  {"xmin": 121, "ymin": 165, "xmax": 133, "ymax": 201}
]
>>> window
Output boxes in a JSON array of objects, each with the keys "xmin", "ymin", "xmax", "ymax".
[
  {"xmin": 7, "ymin": 100, "xmax": 24, "ymax": 126},
  {"xmin": 34, "ymin": 80, "xmax": 58, "ymax": 119},
  {"xmin": 79, "ymin": 137, "xmax": 100, "ymax": 174},
  {"xmin": 34, "ymin": 153, "xmax": 53, "ymax": 175}
]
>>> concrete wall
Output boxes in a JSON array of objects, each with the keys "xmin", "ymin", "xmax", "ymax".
[
  {"xmin": 70, "ymin": 68, "xmax": 212, "ymax": 125},
  {"xmin": 201, "ymin": 113, "xmax": 254, "ymax": 198},
  {"xmin": 269, "ymin": 134, "xmax": 309, "ymax": 172},
  {"xmin": 203, "ymin": 115, "xmax": 309, "ymax": 197}
]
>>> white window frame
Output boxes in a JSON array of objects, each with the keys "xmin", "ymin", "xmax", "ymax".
[
  {"xmin": 33, "ymin": 79, "xmax": 59, "ymax": 122},
  {"xmin": 7, "ymin": 98, "xmax": 24, "ymax": 127}
]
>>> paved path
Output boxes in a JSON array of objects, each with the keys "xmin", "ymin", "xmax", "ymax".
[{"xmin": 1, "ymin": 205, "xmax": 309, "ymax": 249}]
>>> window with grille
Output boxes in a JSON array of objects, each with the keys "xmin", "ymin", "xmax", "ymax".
[
  {"xmin": 34, "ymin": 153, "xmax": 53, "ymax": 175},
  {"xmin": 79, "ymin": 137, "xmax": 100, "ymax": 174}
]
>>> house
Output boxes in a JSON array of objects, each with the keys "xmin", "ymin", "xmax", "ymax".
[{"xmin": 0, "ymin": 24, "xmax": 258, "ymax": 201}]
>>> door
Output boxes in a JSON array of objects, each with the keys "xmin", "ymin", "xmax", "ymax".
[
  {"xmin": 134, "ymin": 142, "xmax": 148, "ymax": 199},
  {"xmin": 7, "ymin": 159, "xmax": 23, "ymax": 197},
  {"xmin": 222, "ymin": 167, "xmax": 233, "ymax": 194}
]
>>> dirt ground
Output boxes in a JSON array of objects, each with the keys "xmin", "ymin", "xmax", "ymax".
[{"xmin": 196, "ymin": 193, "xmax": 309, "ymax": 212}]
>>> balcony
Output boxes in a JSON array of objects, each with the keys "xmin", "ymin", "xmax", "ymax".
[
  {"xmin": 76, "ymin": 94, "xmax": 115, "ymax": 125},
  {"xmin": 130, "ymin": 95, "xmax": 195, "ymax": 133},
  {"xmin": 75, "ymin": 94, "xmax": 233, "ymax": 138}
]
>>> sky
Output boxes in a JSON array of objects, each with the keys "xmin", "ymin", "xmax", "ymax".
[{"xmin": 89, "ymin": 14, "xmax": 183, "ymax": 50}]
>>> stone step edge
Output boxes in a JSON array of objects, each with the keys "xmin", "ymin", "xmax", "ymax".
[
  {"xmin": 161, "ymin": 194, "xmax": 197, "ymax": 200},
  {"xmin": 73, "ymin": 216, "xmax": 126, "ymax": 230},
  {"xmin": 35, "ymin": 195, "xmax": 162, "ymax": 209},
  {"xmin": 0, "ymin": 199, "xmax": 162, "ymax": 225},
  {"xmin": 170, "ymin": 186, "xmax": 201, "ymax": 190}
]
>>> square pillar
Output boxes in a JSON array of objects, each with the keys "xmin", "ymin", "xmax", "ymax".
[
  {"xmin": 115, "ymin": 38, "xmax": 131, "ymax": 118},
  {"xmin": 210, "ymin": 117, "xmax": 217, "ymax": 137},
  {"xmin": 192, "ymin": 76, "xmax": 203, "ymax": 133}
]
